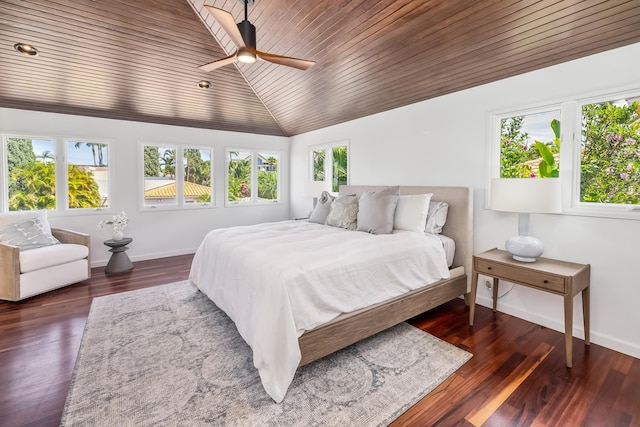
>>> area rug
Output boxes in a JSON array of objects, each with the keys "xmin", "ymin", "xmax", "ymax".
[{"xmin": 61, "ymin": 281, "xmax": 471, "ymax": 426}]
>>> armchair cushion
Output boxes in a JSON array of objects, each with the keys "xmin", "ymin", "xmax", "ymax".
[
  {"xmin": 20, "ymin": 244, "xmax": 89, "ymax": 273},
  {"xmin": 0, "ymin": 217, "xmax": 60, "ymax": 251}
]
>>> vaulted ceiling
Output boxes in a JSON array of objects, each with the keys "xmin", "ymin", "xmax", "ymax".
[{"xmin": 1, "ymin": 0, "xmax": 639, "ymax": 137}]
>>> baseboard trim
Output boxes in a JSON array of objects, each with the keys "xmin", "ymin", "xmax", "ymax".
[{"xmin": 91, "ymin": 248, "xmax": 197, "ymax": 268}]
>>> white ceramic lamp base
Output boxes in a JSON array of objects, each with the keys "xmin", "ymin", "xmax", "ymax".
[
  {"xmin": 505, "ymin": 234, "xmax": 543, "ymax": 262},
  {"xmin": 505, "ymin": 212, "xmax": 544, "ymax": 262}
]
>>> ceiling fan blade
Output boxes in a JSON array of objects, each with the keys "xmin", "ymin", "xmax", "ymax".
[
  {"xmin": 199, "ymin": 52, "xmax": 237, "ymax": 72},
  {"xmin": 204, "ymin": 5, "xmax": 246, "ymax": 49},
  {"xmin": 253, "ymin": 48, "xmax": 315, "ymax": 71}
]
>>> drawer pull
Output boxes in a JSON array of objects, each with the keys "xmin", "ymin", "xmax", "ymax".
[
  {"xmin": 543, "ymin": 280, "xmax": 549, "ymax": 283},
  {"xmin": 487, "ymin": 267, "xmax": 492, "ymax": 270}
]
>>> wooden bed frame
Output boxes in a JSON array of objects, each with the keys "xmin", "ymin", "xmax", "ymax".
[{"xmin": 298, "ymin": 185, "xmax": 473, "ymax": 366}]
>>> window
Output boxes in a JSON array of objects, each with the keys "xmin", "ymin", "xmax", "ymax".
[
  {"xmin": 226, "ymin": 149, "xmax": 281, "ymax": 205},
  {"xmin": 310, "ymin": 141, "xmax": 348, "ymax": 192},
  {"xmin": 142, "ymin": 144, "xmax": 213, "ymax": 209},
  {"xmin": 491, "ymin": 89, "xmax": 640, "ymax": 219},
  {"xmin": 183, "ymin": 148, "xmax": 213, "ymax": 205},
  {"xmin": 67, "ymin": 141, "xmax": 109, "ymax": 208},
  {"xmin": 5, "ymin": 137, "xmax": 57, "ymax": 211},
  {"xmin": 257, "ymin": 152, "xmax": 279, "ymax": 202},
  {"xmin": 498, "ymin": 109, "xmax": 561, "ymax": 178},
  {"xmin": 143, "ymin": 145, "xmax": 177, "ymax": 207},
  {"xmin": 579, "ymin": 96, "xmax": 640, "ymax": 205},
  {"xmin": 2, "ymin": 136, "xmax": 111, "ymax": 213}
]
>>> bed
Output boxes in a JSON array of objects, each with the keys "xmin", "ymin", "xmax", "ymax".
[{"xmin": 189, "ymin": 185, "xmax": 473, "ymax": 402}]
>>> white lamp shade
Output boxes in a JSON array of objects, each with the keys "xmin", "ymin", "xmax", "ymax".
[
  {"xmin": 302, "ymin": 180, "xmax": 328, "ymax": 198},
  {"xmin": 490, "ymin": 178, "xmax": 561, "ymax": 214}
]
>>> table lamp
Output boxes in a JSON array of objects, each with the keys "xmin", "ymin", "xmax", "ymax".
[{"xmin": 490, "ymin": 178, "xmax": 561, "ymax": 262}]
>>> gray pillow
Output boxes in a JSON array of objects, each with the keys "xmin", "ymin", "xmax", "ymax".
[
  {"xmin": 326, "ymin": 195, "xmax": 359, "ymax": 230},
  {"xmin": 0, "ymin": 217, "xmax": 61, "ymax": 251},
  {"xmin": 308, "ymin": 191, "xmax": 335, "ymax": 224},
  {"xmin": 425, "ymin": 201, "xmax": 449, "ymax": 234},
  {"xmin": 356, "ymin": 186, "xmax": 400, "ymax": 234}
]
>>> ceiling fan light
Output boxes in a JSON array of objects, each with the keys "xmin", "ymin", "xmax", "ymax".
[{"xmin": 237, "ymin": 48, "xmax": 256, "ymax": 64}]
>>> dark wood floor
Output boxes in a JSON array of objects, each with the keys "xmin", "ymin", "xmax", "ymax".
[{"xmin": 1, "ymin": 255, "xmax": 638, "ymax": 427}]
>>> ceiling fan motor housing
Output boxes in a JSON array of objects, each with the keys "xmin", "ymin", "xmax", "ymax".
[{"xmin": 238, "ymin": 20, "xmax": 257, "ymax": 49}]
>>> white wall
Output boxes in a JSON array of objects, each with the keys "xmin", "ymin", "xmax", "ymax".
[
  {"xmin": 289, "ymin": 42, "xmax": 640, "ymax": 359},
  {"xmin": 0, "ymin": 109, "xmax": 290, "ymax": 266}
]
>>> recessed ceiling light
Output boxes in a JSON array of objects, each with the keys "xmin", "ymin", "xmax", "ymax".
[
  {"xmin": 14, "ymin": 42, "xmax": 38, "ymax": 56},
  {"xmin": 198, "ymin": 80, "xmax": 211, "ymax": 89}
]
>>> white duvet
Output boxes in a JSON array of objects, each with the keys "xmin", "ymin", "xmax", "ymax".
[{"xmin": 188, "ymin": 220, "xmax": 450, "ymax": 403}]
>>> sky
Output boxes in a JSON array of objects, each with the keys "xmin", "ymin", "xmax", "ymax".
[
  {"xmin": 32, "ymin": 139, "xmax": 107, "ymax": 165},
  {"xmin": 520, "ymin": 109, "xmax": 561, "ymax": 145}
]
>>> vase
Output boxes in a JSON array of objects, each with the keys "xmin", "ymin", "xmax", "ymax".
[{"xmin": 112, "ymin": 230, "xmax": 124, "ymax": 241}]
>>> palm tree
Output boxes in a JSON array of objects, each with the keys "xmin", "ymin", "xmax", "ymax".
[
  {"xmin": 332, "ymin": 146, "xmax": 348, "ymax": 192},
  {"xmin": 37, "ymin": 150, "xmax": 55, "ymax": 163},
  {"xmin": 313, "ymin": 150, "xmax": 325, "ymax": 181},
  {"xmin": 160, "ymin": 149, "xmax": 176, "ymax": 179},
  {"xmin": 74, "ymin": 142, "xmax": 107, "ymax": 166}
]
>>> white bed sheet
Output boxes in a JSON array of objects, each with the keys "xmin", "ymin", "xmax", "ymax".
[
  {"xmin": 436, "ymin": 234, "xmax": 456, "ymax": 267},
  {"xmin": 188, "ymin": 220, "xmax": 450, "ymax": 403}
]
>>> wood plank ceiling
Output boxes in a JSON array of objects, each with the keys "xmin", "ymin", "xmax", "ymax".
[{"xmin": 1, "ymin": 0, "xmax": 640, "ymax": 137}]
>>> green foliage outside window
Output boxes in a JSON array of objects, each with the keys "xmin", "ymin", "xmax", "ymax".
[
  {"xmin": 313, "ymin": 150, "xmax": 325, "ymax": 181},
  {"xmin": 258, "ymin": 170, "xmax": 278, "ymax": 200},
  {"xmin": 9, "ymin": 160, "xmax": 56, "ymax": 210},
  {"xmin": 160, "ymin": 149, "xmax": 176, "ymax": 179},
  {"xmin": 500, "ymin": 116, "xmax": 559, "ymax": 178},
  {"xmin": 332, "ymin": 146, "xmax": 348, "ymax": 192},
  {"xmin": 258, "ymin": 155, "xmax": 278, "ymax": 200},
  {"xmin": 580, "ymin": 99, "xmax": 640, "ymax": 204},
  {"xmin": 184, "ymin": 148, "xmax": 212, "ymax": 203},
  {"xmin": 144, "ymin": 146, "xmax": 160, "ymax": 177},
  {"xmin": 184, "ymin": 149, "xmax": 211, "ymax": 186},
  {"xmin": 228, "ymin": 158, "xmax": 251, "ymax": 202},
  {"xmin": 500, "ymin": 98, "xmax": 640, "ymax": 205},
  {"xmin": 7, "ymin": 138, "xmax": 102, "ymax": 210},
  {"xmin": 67, "ymin": 165, "xmax": 102, "ymax": 208}
]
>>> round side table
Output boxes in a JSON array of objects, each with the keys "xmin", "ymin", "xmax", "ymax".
[{"xmin": 104, "ymin": 237, "xmax": 133, "ymax": 274}]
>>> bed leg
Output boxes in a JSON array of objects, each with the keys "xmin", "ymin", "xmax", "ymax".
[{"xmin": 463, "ymin": 293, "xmax": 471, "ymax": 306}]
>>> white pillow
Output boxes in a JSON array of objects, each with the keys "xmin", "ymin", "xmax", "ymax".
[
  {"xmin": 394, "ymin": 193, "xmax": 433, "ymax": 233},
  {"xmin": 0, "ymin": 210, "xmax": 52, "ymax": 234},
  {"xmin": 308, "ymin": 191, "xmax": 335, "ymax": 224},
  {"xmin": 425, "ymin": 201, "xmax": 449, "ymax": 234},
  {"xmin": 0, "ymin": 217, "xmax": 60, "ymax": 251},
  {"xmin": 356, "ymin": 186, "xmax": 399, "ymax": 235}
]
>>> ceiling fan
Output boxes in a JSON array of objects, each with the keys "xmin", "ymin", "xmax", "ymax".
[{"xmin": 199, "ymin": 0, "xmax": 315, "ymax": 72}]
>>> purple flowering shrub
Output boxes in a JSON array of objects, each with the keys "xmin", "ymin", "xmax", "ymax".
[{"xmin": 581, "ymin": 100, "xmax": 640, "ymax": 204}]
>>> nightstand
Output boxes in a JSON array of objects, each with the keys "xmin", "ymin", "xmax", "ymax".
[
  {"xmin": 469, "ymin": 248, "xmax": 590, "ymax": 368},
  {"xmin": 104, "ymin": 238, "xmax": 133, "ymax": 274}
]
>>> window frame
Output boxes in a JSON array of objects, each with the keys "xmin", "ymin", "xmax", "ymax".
[
  {"xmin": 181, "ymin": 145, "xmax": 214, "ymax": 207},
  {"xmin": 139, "ymin": 142, "xmax": 215, "ymax": 211},
  {"xmin": 1, "ymin": 133, "xmax": 114, "ymax": 216},
  {"xmin": 564, "ymin": 89, "xmax": 640, "ymax": 220},
  {"xmin": 488, "ymin": 87, "xmax": 640, "ymax": 221},
  {"xmin": 64, "ymin": 137, "xmax": 113, "ymax": 212},
  {"xmin": 308, "ymin": 139, "xmax": 350, "ymax": 194},
  {"xmin": 224, "ymin": 148, "xmax": 282, "ymax": 207}
]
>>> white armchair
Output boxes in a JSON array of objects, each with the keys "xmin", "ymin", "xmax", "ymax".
[{"xmin": 0, "ymin": 212, "xmax": 91, "ymax": 301}]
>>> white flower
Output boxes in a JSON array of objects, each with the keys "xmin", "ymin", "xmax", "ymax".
[{"xmin": 98, "ymin": 211, "xmax": 128, "ymax": 233}]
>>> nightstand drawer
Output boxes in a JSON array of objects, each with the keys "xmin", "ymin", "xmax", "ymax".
[{"xmin": 476, "ymin": 259, "xmax": 566, "ymax": 293}]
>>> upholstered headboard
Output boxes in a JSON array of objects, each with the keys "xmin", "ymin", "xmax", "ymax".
[{"xmin": 340, "ymin": 185, "xmax": 474, "ymax": 290}]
